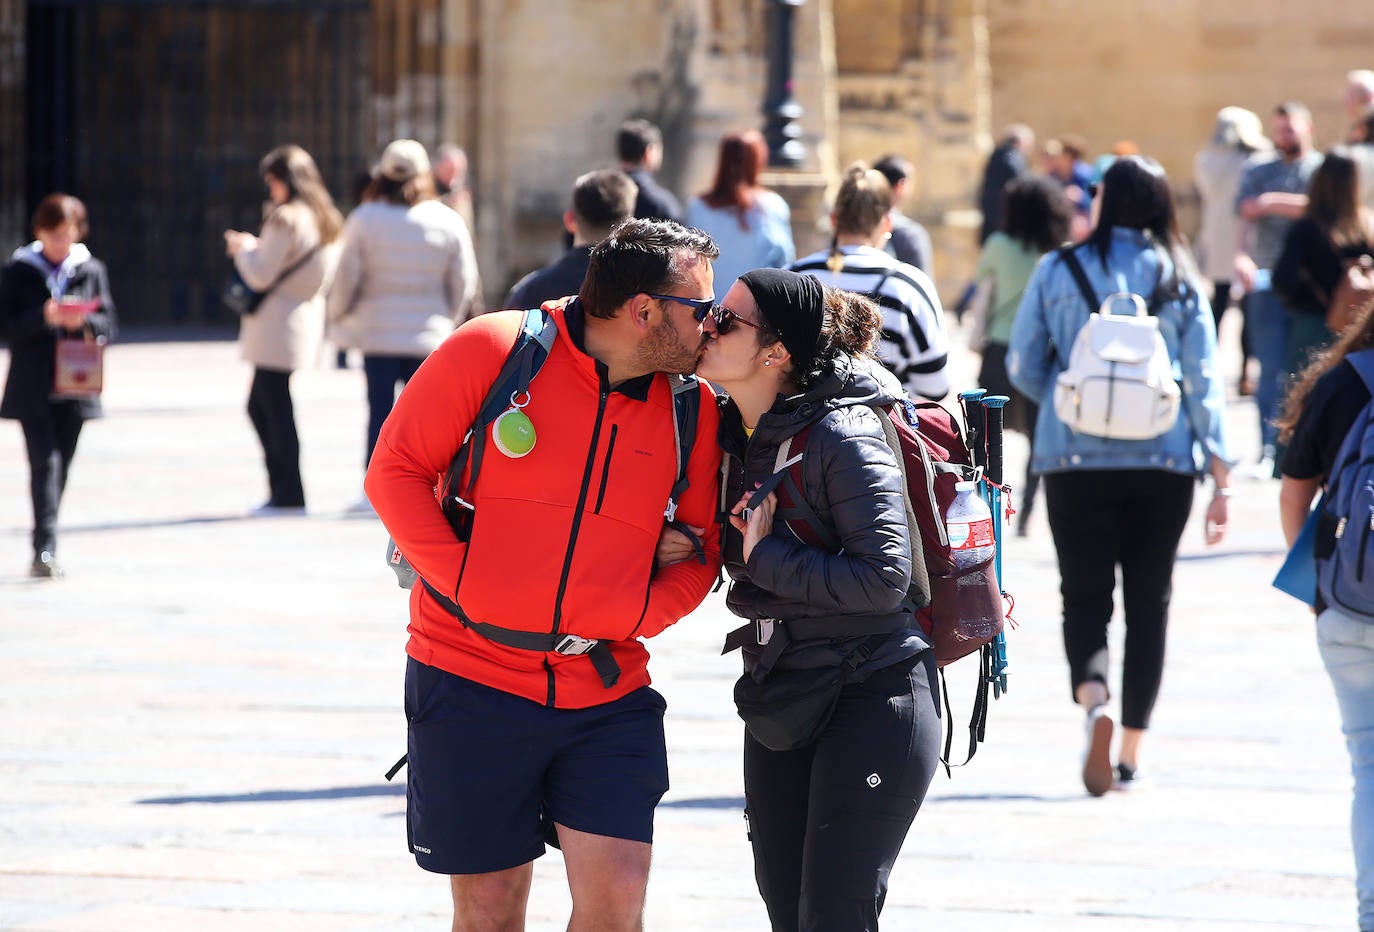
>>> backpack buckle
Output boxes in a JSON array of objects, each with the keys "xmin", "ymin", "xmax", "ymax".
[
  {"xmin": 663, "ymin": 498, "xmax": 678, "ymax": 522},
  {"xmin": 554, "ymin": 634, "xmax": 598, "ymax": 656}
]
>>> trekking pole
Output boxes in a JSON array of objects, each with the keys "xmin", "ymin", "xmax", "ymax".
[
  {"xmin": 978, "ymin": 394, "xmax": 1011, "ymax": 698},
  {"xmin": 958, "ymin": 389, "xmax": 987, "ymax": 473}
]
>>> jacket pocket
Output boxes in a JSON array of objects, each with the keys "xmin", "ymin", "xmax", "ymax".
[{"xmin": 594, "ymin": 424, "xmax": 619, "ymax": 514}]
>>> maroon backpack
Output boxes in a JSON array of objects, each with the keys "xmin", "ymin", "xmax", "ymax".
[{"xmin": 770, "ymin": 398, "xmax": 1005, "ymax": 667}]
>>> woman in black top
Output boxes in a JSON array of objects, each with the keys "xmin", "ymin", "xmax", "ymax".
[
  {"xmin": 1273, "ymin": 147, "xmax": 1374, "ymax": 379},
  {"xmin": 665, "ymin": 269, "xmax": 939, "ymax": 931},
  {"xmin": 1276, "ymin": 309, "xmax": 1374, "ymax": 932},
  {"xmin": 0, "ymin": 194, "xmax": 117, "ymax": 578}
]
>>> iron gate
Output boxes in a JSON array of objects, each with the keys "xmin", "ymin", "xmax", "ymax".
[{"xmin": 27, "ymin": 0, "xmax": 371, "ymax": 325}]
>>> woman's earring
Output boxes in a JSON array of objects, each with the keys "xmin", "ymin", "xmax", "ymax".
[{"xmin": 763, "ymin": 360, "xmax": 772, "ymax": 367}]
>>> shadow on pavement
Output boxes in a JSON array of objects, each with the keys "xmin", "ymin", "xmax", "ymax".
[
  {"xmin": 660, "ymin": 796, "xmax": 745, "ymax": 809},
  {"xmin": 138, "ymin": 783, "xmax": 406, "ymax": 805}
]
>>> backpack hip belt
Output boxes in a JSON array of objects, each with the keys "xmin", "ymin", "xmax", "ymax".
[{"xmin": 421, "ymin": 579, "xmax": 622, "ymax": 688}]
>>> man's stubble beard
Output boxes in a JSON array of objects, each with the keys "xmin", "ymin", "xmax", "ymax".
[{"xmin": 638, "ymin": 316, "xmax": 703, "ymax": 376}]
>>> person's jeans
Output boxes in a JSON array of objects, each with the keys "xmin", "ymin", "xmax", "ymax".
[
  {"xmin": 1316, "ymin": 608, "xmax": 1374, "ymax": 931},
  {"xmin": 1248, "ymin": 284, "xmax": 1289, "ymax": 454},
  {"xmin": 363, "ymin": 354, "xmax": 424, "ymax": 466}
]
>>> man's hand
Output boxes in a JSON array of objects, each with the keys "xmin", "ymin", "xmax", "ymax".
[{"xmin": 655, "ymin": 523, "xmax": 704, "ymax": 570}]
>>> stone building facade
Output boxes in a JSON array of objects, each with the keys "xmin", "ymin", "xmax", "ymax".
[{"xmin": 4, "ymin": 0, "xmax": 1373, "ymax": 323}]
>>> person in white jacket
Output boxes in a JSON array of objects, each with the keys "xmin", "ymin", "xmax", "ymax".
[{"xmin": 327, "ymin": 139, "xmax": 480, "ymax": 491}]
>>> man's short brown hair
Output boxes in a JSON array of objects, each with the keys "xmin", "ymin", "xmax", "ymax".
[{"xmin": 578, "ymin": 218, "xmax": 719, "ymax": 320}]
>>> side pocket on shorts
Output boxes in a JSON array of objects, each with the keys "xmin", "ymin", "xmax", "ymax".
[{"xmin": 404, "ymin": 657, "xmax": 440, "ymax": 725}]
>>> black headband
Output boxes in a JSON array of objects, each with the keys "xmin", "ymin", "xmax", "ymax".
[{"xmin": 738, "ymin": 268, "xmax": 824, "ymax": 375}]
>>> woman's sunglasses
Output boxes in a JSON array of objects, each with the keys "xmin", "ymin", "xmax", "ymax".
[
  {"xmin": 711, "ymin": 306, "xmax": 768, "ymax": 335},
  {"xmin": 644, "ymin": 293, "xmax": 769, "ymax": 335}
]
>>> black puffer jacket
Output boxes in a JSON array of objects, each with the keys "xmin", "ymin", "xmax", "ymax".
[{"xmin": 721, "ymin": 353, "xmax": 929, "ymax": 677}]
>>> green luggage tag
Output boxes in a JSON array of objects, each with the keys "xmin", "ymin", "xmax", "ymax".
[{"xmin": 492, "ymin": 390, "xmax": 536, "ymax": 458}]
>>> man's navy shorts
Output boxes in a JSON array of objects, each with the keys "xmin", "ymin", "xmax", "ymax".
[{"xmin": 404, "ymin": 657, "xmax": 670, "ymax": 875}]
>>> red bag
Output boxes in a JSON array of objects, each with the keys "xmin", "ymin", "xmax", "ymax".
[{"xmin": 52, "ymin": 337, "xmax": 105, "ymax": 399}]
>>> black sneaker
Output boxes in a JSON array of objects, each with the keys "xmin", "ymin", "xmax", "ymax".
[{"xmin": 29, "ymin": 551, "xmax": 64, "ymax": 579}]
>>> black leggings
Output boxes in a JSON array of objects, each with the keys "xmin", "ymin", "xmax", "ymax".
[
  {"xmin": 246, "ymin": 367, "xmax": 304, "ymax": 508},
  {"xmin": 1044, "ymin": 469, "xmax": 1194, "ymax": 729},
  {"xmin": 743, "ymin": 651, "xmax": 940, "ymax": 931},
  {"xmin": 21, "ymin": 404, "xmax": 84, "ymax": 556}
]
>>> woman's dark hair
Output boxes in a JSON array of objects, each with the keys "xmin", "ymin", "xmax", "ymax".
[
  {"xmin": 760, "ymin": 285, "xmax": 882, "ymax": 389},
  {"xmin": 32, "ymin": 193, "xmax": 88, "ymax": 240},
  {"xmin": 1085, "ymin": 155, "xmax": 1197, "ymax": 281},
  {"xmin": 700, "ymin": 130, "xmax": 768, "ymax": 229},
  {"xmin": 363, "ymin": 172, "xmax": 438, "ymax": 209},
  {"xmin": 1306, "ymin": 147, "xmax": 1368, "ymax": 249},
  {"xmin": 1277, "ymin": 297, "xmax": 1374, "ymax": 443},
  {"xmin": 1000, "ymin": 174, "xmax": 1073, "ymax": 253},
  {"xmin": 260, "ymin": 144, "xmax": 344, "ymax": 244},
  {"xmin": 816, "ymin": 285, "xmax": 882, "ymax": 361}
]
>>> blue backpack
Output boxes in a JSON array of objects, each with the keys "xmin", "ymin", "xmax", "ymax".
[{"xmin": 1316, "ymin": 349, "xmax": 1374, "ymax": 619}]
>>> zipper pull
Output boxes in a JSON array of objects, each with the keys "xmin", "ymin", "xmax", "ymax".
[{"xmin": 1337, "ymin": 516, "xmax": 1348, "ymax": 539}]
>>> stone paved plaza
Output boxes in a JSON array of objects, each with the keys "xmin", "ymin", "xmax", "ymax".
[{"xmin": 0, "ymin": 320, "xmax": 1361, "ymax": 930}]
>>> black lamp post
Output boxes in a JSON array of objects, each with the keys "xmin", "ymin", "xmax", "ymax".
[{"xmin": 762, "ymin": 0, "xmax": 805, "ymax": 168}]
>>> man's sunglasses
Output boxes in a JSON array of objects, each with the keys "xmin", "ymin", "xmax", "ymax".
[{"xmin": 645, "ymin": 293, "xmax": 717, "ymax": 322}]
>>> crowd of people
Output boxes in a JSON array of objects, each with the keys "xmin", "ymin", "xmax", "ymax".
[{"xmin": 5, "ymin": 79, "xmax": 1374, "ymax": 928}]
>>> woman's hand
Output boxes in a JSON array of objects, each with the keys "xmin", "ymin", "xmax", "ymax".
[
  {"xmin": 729, "ymin": 487, "xmax": 776, "ymax": 563},
  {"xmin": 223, "ymin": 230, "xmax": 256, "ymax": 258},
  {"xmin": 1204, "ymin": 493, "xmax": 1228, "ymax": 545},
  {"xmin": 655, "ymin": 523, "xmax": 704, "ymax": 570}
]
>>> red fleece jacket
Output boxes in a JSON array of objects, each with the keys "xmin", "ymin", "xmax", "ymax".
[{"xmin": 365, "ymin": 301, "xmax": 722, "ymax": 708}]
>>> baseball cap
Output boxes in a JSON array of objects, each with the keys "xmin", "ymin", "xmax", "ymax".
[{"xmin": 377, "ymin": 139, "xmax": 430, "ymax": 182}]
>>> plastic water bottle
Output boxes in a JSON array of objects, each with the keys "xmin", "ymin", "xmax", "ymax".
[{"xmin": 946, "ymin": 481, "xmax": 995, "ymax": 569}]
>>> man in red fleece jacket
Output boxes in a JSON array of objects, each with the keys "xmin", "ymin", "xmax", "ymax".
[{"xmin": 366, "ymin": 218, "xmax": 723, "ymax": 931}]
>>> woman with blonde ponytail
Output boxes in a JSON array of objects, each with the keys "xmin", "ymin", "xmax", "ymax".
[{"xmin": 792, "ymin": 162, "xmax": 950, "ymax": 399}]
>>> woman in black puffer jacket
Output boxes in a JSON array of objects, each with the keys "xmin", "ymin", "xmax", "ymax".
[{"xmin": 689, "ymin": 269, "xmax": 940, "ymax": 931}]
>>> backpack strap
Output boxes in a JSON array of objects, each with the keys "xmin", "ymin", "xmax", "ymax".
[
  {"xmin": 662, "ymin": 375, "xmax": 704, "ymax": 563},
  {"xmin": 938, "ymin": 643, "xmax": 993, "ymax": 774},
  {"xmin": 1058, "ymin": 246, "xmax": 1100, "ymax": 314},
  {"xmin": 440, "ymin": 307, "xmax": 558, "ymax": 536}
]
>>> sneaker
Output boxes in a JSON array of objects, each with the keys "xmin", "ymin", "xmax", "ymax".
[
  {"xmin": 1114, "ymin": 762, "xmax": 1141, "ymax": 790},
  {"xmin": 1242, "ymin": 449, "xmax": 1276, "ymax": 481},
  {"xmin": 1082, "ymin": 705, "xmax": 1115, "ymax": 797},
  {"xmin": 248, "ymin": 502, "xmax": 307, "ymax": 518},
  {"xmin": 29, "ymin": 551, "xmax": 64, "ymax": 579}
]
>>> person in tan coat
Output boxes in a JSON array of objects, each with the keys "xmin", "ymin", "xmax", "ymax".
[{"xmin": 224, "ymin": 144, "xmax": 343, "ymax": 514}]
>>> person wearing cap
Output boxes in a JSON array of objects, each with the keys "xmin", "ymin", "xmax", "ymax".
[
  {"xmin": 327, "ymin": 139, "xmax": 480, "ymax": 506},
  {"xmin": 660, "ymin": 269, "xmax": 939, "ymax": 930},
  {"xmin": 1195, "ymin": 106, "xmax": 1269, "ymax": 396}
]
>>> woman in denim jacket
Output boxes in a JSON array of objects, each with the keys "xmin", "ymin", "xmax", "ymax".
[{"xmin": 1008, "ymin": 156, "xmax": 1233, "ymax": 795}]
